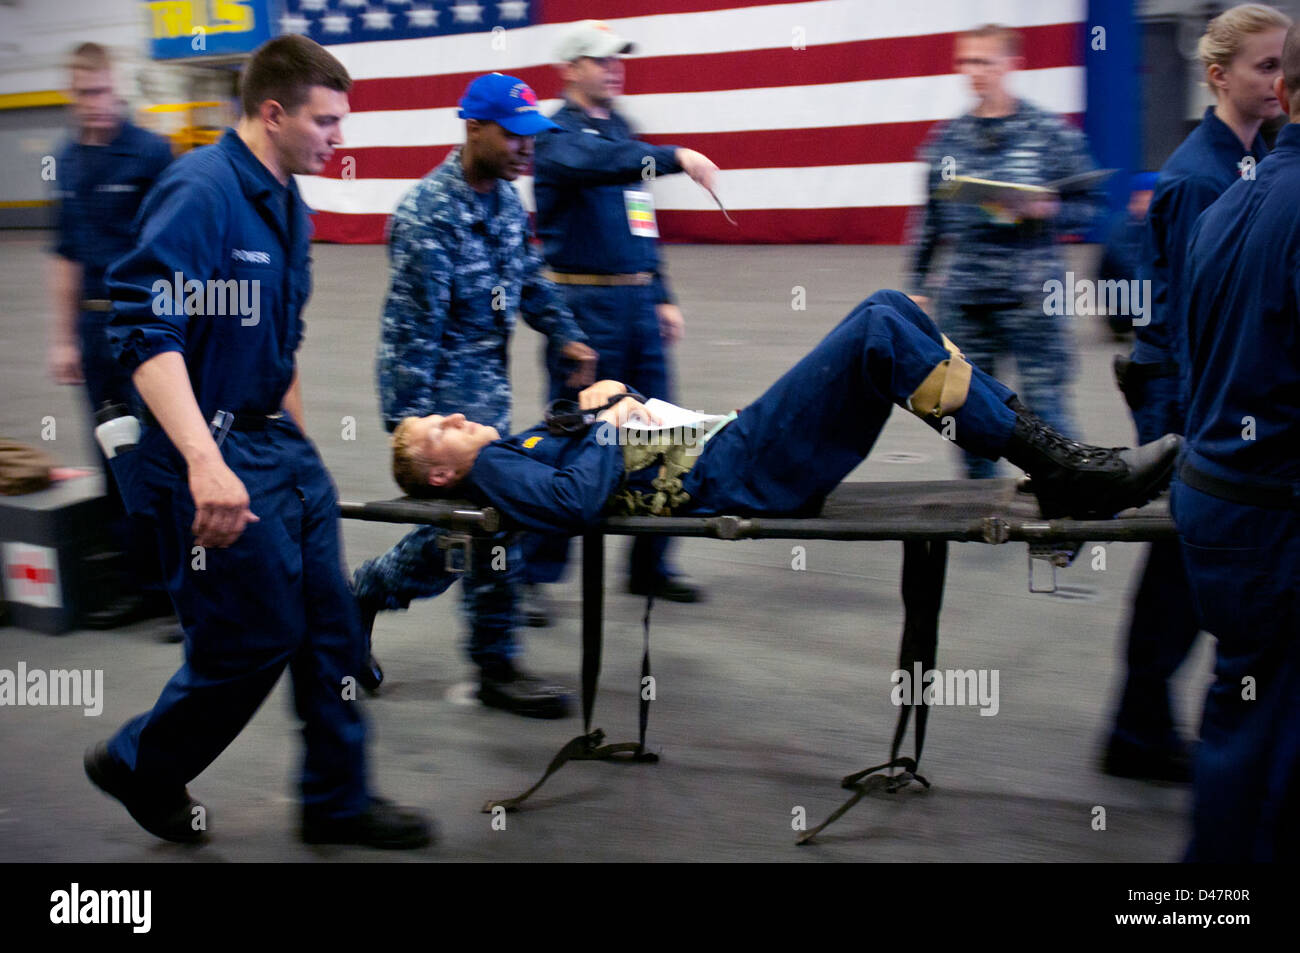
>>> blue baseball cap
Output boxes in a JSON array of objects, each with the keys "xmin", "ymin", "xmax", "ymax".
[{"xmin": 458, "ymin": 73, "xmax": 558, "ymax": 135}]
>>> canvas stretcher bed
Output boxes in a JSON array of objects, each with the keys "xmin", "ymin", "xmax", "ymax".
[{"xmin": 339, "ymin": 478, "xmax": 1176, "ymax": 844}]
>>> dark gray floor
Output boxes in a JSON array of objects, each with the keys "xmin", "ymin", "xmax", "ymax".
[{"xmin": 0, "ymin": 234, "xmax": 1206, "ymax": 861}]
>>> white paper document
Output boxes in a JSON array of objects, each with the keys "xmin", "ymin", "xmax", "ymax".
[{"xmin": 621, "ymin": 398, "xmax": 728, "ymax": 433}]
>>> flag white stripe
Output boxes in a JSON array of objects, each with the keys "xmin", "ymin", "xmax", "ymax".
[
  {"xmin": 299, "ymin": 161, "xmax": 930, "ymax": 216},
  {"xmin": 336, "ymin": 66, "xmax": 1082, "ymax": 148},
  {"xmin": 330, "ymin": 0, "xmax": 1086, "ymax": 81}
]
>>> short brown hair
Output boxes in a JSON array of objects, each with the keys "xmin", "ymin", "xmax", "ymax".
[
  {"xmin": 958, "ymin": 23, "xmax": 1022, "ymax": 58},
  {"xmin": 391, "ymin": 416, "xmax": 470, "ymax": 499},
  {"xmin": 68, "ymin": 42, "xmax": 111, "ymax": 73},
  {"xmin": 238, "ymin": 34, "xmax": 351, "ymax": 118}
]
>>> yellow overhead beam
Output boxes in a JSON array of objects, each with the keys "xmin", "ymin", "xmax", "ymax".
[
  {"xmin": 0, "ymin": 91, "xmax": 70, "ymax": 111},
  {"xmin": 141, "ymin": 101, "xmax": 225, "ymax": 113}
]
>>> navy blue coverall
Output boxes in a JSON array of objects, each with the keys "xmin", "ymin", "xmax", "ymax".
[
  {"xmin": 102, "ymin": 130, "xmax": 369, "ymax": 819},
  {"xmin": 531, "ymin": 98, "xmax": 686, "ymax": 584},
  {"xmin": 1173, "ymin": 121, "xmax": 1300, "ymax": 862},
  {"xmin": 457, "ymin": 292, "xmax": 1018, "ymax": 531},
  {"xmin": 52, "ymin": 119, "xmax": 172, "ymax": 589},
  {"xmin": 1111, "ymin": 108, "xmax": 1267, "ymax": 760}
]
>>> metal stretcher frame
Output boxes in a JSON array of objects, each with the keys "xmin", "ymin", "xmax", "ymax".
[{"xmin": 339, "ymin": 478, "xmax": 1178, "ymax": 845}]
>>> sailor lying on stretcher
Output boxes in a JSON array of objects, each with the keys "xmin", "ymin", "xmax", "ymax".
[{"xmin": 390, "ymin": 291, "xmax": 1180, "ymax": 533}]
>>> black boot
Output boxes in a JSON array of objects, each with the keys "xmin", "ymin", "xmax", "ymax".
[
  {"xmin": 478, "ymin": 663, "xmax": 572, "ymax": 719},
  {"xmin": 1101, "ymin": 733, "xmax": 1194, "ymax": 784},
  {"xmin": 84, "ymin": 742, "xmax": 207, "ymax": 844},
  {"xmin": 1001, "ymin": 399, "xmax": 1182, "ymax": 520},
  {"xmin": 302, "ymin": 796, "xmax": 434, "ymax": 849}
]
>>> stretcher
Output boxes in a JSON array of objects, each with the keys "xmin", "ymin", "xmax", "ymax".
[{"xmin": 339, "ymin": 478, "xmax": 1177, "ymax": 845}]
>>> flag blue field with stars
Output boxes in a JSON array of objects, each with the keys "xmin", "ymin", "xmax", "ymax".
[{"xmin": 281, "ymin": 0, "xmax": 535, "ymax": 44}]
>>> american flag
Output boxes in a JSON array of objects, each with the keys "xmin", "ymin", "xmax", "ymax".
[{"xmin": 287, "ymin": 0, "xmax": 1087, "ymax": 244}]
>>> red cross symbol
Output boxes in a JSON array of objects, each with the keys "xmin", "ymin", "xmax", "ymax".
[{"xmin": 6, "ymin": 557, "xmax": 55, "ymax": 586}]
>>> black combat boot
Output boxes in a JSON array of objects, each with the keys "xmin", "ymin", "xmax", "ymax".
[
  {"xmin": 1001, "ymin": 399, "xmax": 1182, "ymax": 520},
  {"xmin": 478, "ymin": 662, "xmax": 573, "ymax": 719},
  {"xmin": 302, "ymin": 796, "xmax": 434, "ymax": 849},
  {"xmin": 85, "ymin": 741, "xmax": 208, "ymax": 844}
]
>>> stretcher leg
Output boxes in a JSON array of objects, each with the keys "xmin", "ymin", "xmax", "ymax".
[
  {"xmin": 482, "ymin": 531, "xmax": 656, "ymax": 816},
  {"xmin": 798, "ymin": 539, "xmax": 945, "ymax": 844}
]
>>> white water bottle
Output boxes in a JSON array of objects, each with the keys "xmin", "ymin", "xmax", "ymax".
[{"xmin": 94, "ymin": 402, "xmax": 141, "ymax": 459}]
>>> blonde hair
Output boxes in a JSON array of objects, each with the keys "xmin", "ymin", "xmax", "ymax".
[
  {"xmin": 958, "ymin": 24, "xmax": 1022, "ymax": 58},
  {"xmin": 1198, "ymin": 4, "xmax": 1292, "ymax": 80},
  {"xmin": 391, "ymin": 417, "xmax": 432, "ymax": 497}
]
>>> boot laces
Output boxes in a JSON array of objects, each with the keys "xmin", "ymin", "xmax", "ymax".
[{"xmin": 1033, "ymin": 426, "xmax": 1123, "ymax": 471}]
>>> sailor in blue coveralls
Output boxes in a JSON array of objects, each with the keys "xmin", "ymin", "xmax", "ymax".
[
  {"xmin": 1105, "ymin": 6, "xmax": 1289, "ymax": 784},
  {"xmin": 84, "ymin": 37, "xmax": 429, "ymax": 849},
  {"xmin": 528, "ymin": 19, "xmax": 722, "ymax": 610},
  {"xmin": 1172, "ymin": 21, "xmax": 1300, "ymax": 862},
  {"xmin": 47, "ymin": 43, "xmax": 173, "ymax": 625},
  {"xmin": 388, "ymin": 291, "xmax": 1179, "ymax": 576},
  {"xmin": 351, "ymin": 74, "xmax": 596, "ymax": 720}
]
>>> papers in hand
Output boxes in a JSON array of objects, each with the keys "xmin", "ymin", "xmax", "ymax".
[
  {"xmin": 934, "ymin": 169, "xmax": 1115, "ymax": 206},
  {"xmin": 621, "ymin": 398, "xmax": 727, "ymax": 433}
]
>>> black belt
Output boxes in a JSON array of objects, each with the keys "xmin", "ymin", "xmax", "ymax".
[
  {"xmin": 141, "ymin": 407, "xmax": 283, "ymax": 432},
  {"xmin": 1180, "ymin": 460, "xmax": 1300, "ymax": 510},
  {"xmin": 225, "ymin": 412, "xmax": 283, "ymax": 431}
]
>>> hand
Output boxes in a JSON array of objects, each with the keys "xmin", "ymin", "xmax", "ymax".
[
  {"xmin": 596, "ymin": 396, "xmax": 659, "ymax": 428},
  {"xmin": 188, "ymin": 455, "xmax": 259, "ymax": 549},
  {"xmin": 656, "ymin": 302, "xmax": 684, "ymax": 345},
  {"xmin": 675, "ymin": 148, "xmax": 719, "ymax": 193},
  {"xmin": 49, "ymin": 342, "xmax": 83, "ymax": 385},
  {"xmin": 579, "ymin": 379, "xmax": 630, "ymax": 411},
  {"xmin": 1015, "ymin": 193, "xmax": 1060, "ymax": 221},
  {"xmin": 560, "ymin": 340, "xmax": 598, "ymax": 389},
  {"xmin": 907, "ymin": 295, "xmax": 932, "ymax": 314}
]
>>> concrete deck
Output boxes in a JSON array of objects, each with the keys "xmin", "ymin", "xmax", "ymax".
[{"xmin": 0, "ymin": 234, "xmax": 1205, "ymax": 861}]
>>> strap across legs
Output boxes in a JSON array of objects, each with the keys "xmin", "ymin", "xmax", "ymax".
[{"xmin": 907, "ymin": 335, "xmax": 973, "ymax": 420}]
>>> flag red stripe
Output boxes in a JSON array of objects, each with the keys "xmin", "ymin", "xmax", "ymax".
[
  {"xmin": 345, "ymin": 23, "xmax": 1080, "ymax": 112},
  {"xmin": 311, "ymin": 206, "xmax": 913, "ymax": 245},
  {"xmin": 540, "ymin": 0, "xmax": 813, "ymax": 20},
  {"xmin": 323, "ymin": 111, "xmax": 1082, "ymax": 179}
]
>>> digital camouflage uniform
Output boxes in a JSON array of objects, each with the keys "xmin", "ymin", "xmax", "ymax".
[
  {"xmin": 353, "ymin": 147, "xmax": 585, "ymax": 670},
  {"xmin": 909, "ymin": 99, "xmax": 1104, "ymax": 477}
]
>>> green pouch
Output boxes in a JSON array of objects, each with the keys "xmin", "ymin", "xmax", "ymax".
[{"xmin": 608, "ymin": 428, "xmax": 705, "ymax": 517}]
